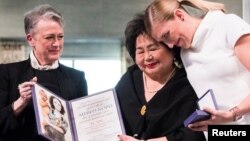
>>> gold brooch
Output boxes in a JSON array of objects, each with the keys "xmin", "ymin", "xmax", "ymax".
[{"xmin": 140, "ymin": 105, "xmax": 146, "ymax": 116}]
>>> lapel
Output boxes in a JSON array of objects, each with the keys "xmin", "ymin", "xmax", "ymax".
[
  {"xmin": 132, "ymin": 66, "xmax": 146, "ymax": 105},
  {"xmin": 130, "ymin": 66, "xmax": 147, "ymax": 138},
  {"xmin": 56, "ymin": 64, "xmax": 69, "ymax": 99},
  {"xmin": 22, "ymin": 59, "xmax": 35, "ymax": 82}
]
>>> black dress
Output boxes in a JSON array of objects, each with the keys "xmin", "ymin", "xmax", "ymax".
[{"xmin": 115, "ymin": 65, "xmax": 206, "ymax": 141}]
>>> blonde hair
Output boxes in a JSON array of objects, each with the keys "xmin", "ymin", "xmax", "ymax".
[{"xmin": 145, "ymin": 0, "xmax": 225, "ymax": 33}]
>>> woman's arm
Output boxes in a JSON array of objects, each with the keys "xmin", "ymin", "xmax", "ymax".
[
  {"xmin": 230, "ymin": 33, "xmax": 250, "ymax": 117},
  {"xmin": 189, "ymin": 34, "xmax": 250, "ymax": 131},
  {"xmin": 235, "ymin": 34, "xmax": 250, "ymax": 71}
]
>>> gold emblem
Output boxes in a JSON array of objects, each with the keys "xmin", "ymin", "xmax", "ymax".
[{"xmin": 140, "ymin": 105, "xmax": 146, "ymax": 116}]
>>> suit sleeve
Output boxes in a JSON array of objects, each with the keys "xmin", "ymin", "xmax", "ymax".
[
  {"xmin": 78, "ymin": 71, "xmax": 88, "ymax": 97},
  {"xmin": 0, "ymin": 64, "xmax": 21, "ymax": 134}
]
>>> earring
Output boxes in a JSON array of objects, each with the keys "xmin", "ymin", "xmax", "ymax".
[{"xmin": 173, "ymin": 58, "xmax": 183, "ymax": 69}]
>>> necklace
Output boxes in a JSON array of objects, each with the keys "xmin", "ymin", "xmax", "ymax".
[{"xmin": 143, "ymin": 68, "xmax": 176, "ymax": 93}]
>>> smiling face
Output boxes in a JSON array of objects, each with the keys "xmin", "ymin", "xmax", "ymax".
[
  {"xmin": 150, "ymin": 9, "xmax": 193, "ymax": 49},
  {"xmin": 27, "ymin": 19, "xmax": 64, "ymax": 65},
  {"xmin": 135, "ymin": 33, "xmax": 174, "ymax": 78}
]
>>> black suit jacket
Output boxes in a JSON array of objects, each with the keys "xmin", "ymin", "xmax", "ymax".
[
  {"xmin": 115, "ymin": 65, "xmax": 205, "ymax": 141},
  {"xmin": 0, "ymin": 59, "xmax": 88, "ymax": 141}
]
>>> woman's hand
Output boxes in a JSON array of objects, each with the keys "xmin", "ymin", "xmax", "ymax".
[
  {"xmin": 12, "ymin": 77, "xmax": 37, "ymax": 115},
  {"xmin": 188, "ymin": 107, "xmax": 234, "ymax": 131},
  {"xmin": 18, "ymin": 77, "xmax": 37, "ymax": 102}
]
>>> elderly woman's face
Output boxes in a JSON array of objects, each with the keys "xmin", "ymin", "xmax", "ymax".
[
  {"xmin": 135, "ymin": 34, "xmax": 173, "ymax": 77},
  {"xmin": 27, "ymin": 19, "xmax": 64, "ymax": 65}
]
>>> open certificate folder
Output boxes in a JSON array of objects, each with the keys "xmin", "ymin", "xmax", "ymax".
[{"xmin": 32, "ymin": 83, "xmax": 125, "ymax": 141}]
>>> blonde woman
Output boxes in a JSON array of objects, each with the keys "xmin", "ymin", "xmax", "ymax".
[{"xmin": 145, "ymin": 0, "xmax": 250, "ymax": 132}]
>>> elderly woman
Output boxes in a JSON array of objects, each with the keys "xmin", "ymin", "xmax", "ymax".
[
  {"xmin": 115, "ymin": 13, "xmax": 205, "ymax": 141},
  {"xmin": 0, "ymin": 4, "xmax": 87, "ymax": 141}
]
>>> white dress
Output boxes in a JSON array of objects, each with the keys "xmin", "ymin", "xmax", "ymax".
[{"xmin": 181, "ymin": 10, "xmax": 250, "ymax": 124}]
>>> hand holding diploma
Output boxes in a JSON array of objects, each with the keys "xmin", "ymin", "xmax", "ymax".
[{"xmin": 12, "ymin": 77, "xmax": 37, "ymax": 115}]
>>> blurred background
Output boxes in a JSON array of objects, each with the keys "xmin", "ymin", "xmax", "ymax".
[{"xmin": 0, "ymin": 0, "xmax": 249, "ymax": 93}]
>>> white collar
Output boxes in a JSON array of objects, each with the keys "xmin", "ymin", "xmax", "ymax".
[{"xmin": 30, "ymin": 51, "xmax": 59, "ymax": 70}]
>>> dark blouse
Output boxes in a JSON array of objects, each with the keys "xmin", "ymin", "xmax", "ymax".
[
  {"xmin": 34, "ymin": 69, "xmax": 61, "ymax": 95},
  {"xmin": 115, "ymin": 65, "xmax": 206, "ymax": 141}
]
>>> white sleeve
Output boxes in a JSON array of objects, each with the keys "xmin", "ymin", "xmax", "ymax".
[{"xmin": 225, "ymin": 14, "xmax": 250, "ymax": 48}]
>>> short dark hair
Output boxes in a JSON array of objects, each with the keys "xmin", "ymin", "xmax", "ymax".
[
  {"xmin": 124, "ymin": 12, "xmax": 183, "ymax": 68},
  {"xmin": 49, "ymin": 96, "xmax": 65, "ymax": 115},
  {"xmin": 124, "ymin": 13, "xmax": 146, "ymax": 61}
]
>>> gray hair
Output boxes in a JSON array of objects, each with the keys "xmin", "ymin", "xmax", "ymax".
[{"xmin": 24, "ymin": 4, "xmax": 64, "ymax": 34}]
